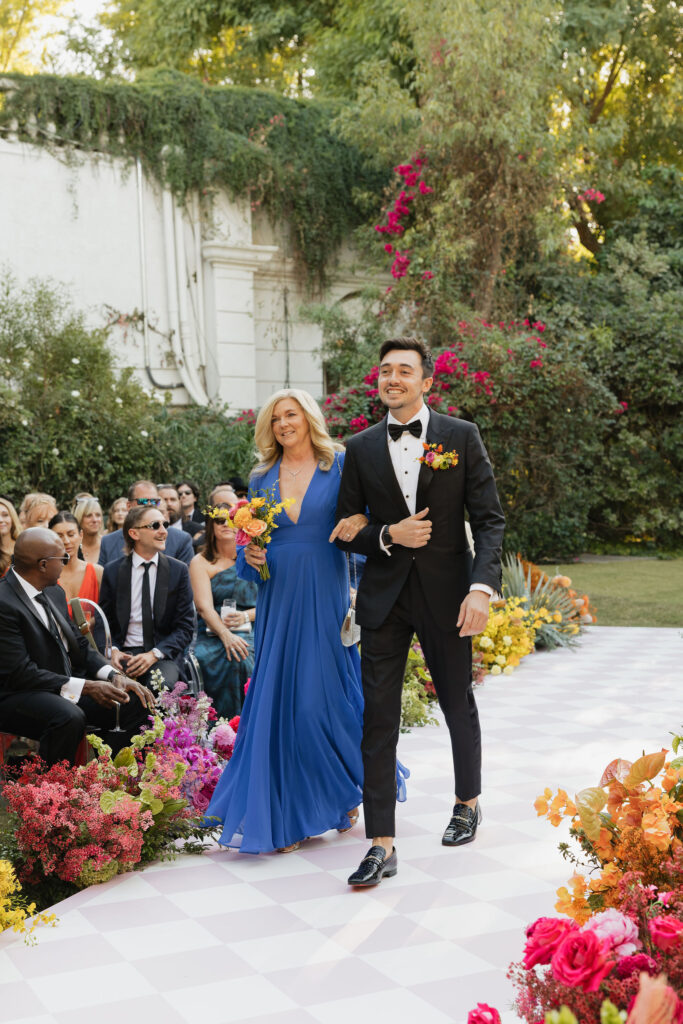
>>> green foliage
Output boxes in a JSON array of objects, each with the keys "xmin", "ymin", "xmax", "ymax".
[
  {"xmin": 0, "ymin": 71, "xmax": 389, "ymax": 285},
  {"xmin": 301, "ymin": 290, "xmax": 389, "ymax": 392},
  {"xmin": 400, "ymin": 643, "xmax": 438, "ymax": 732},
  {"xmin": 0, "ymin": 0, "xmax": 66, "ymax": 74},
  {"xmin": 0, "ymin": 273, "xmax": 256, "ymax": 507}
]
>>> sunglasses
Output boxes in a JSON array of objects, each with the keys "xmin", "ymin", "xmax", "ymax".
[
  {"xmin": 136, "ymin": 497, "xmax": 161, "ymax": 507},
  {"xmin": 177, "ymin": 490, "xmax": 193, "ymax": 498},
  {"xmin": 138, "ymin": 520, "xmax": 170, "ymax": 531},
  {"xmin": 41, "ymin": 554, "xmax": 70, "ymax": 565}
]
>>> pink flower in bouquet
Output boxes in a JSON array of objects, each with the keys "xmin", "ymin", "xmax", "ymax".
[
  {"xmin": 523, "ymin": 916, "xmax": 578, "ymax": 968},
  {"xmin": 229, "ymin": 715, "xmax": 240, "ymax": 732},
  {"xmin": 650, "ymin": 915, "xmax": 683, "ymax": 951},
  {"xmin": 467, "ymin": 1005, "xmax": 501, "ymax": 1024},
  {"xmin": 615, "ymin": 952, "xmax": 659, "ymax": 979},
  {"xmin": 212, "ymin": 723, "xmax": 236, "ymax": 760},
  {"xmin": 235, "ymin": 529, "xmax": 252, "ymax": 546},
  {"xmin": 582, "ymin": 908, "xmax": 642, "ymax": 956},
  {"xmin": 551, "ymin": 929, "xmax": 615, "ymax": 992}
]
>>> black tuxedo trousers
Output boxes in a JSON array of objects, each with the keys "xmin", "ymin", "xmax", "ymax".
[{"xmin": 360, "ymin": 566, "xmax": 481, "ymax": 837}]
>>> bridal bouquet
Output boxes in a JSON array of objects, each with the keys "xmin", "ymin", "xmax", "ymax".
[{"xmin": 206, "ymin": 487, "xmax": 293, "ymax": 580}]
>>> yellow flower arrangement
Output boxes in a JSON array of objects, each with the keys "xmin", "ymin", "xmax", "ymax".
[
  {"xmin": 472, "ymin": 596, "xmax": 537, "ymax": 676},
  {"xmin": 0, "ymin": 859, "xmax": 56, "ymax": 942},
  {"xmin": 535, "ymin": 739, "xmax": 683, "ymax": 923}
]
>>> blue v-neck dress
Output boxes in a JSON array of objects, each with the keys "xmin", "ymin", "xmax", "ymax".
[{"xmin": 206, "ymin": 454, "xmax": 384, "ymax": 853}]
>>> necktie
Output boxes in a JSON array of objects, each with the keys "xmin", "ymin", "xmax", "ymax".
[
  {"xmin": 388, "ymin": 419, "xmax": 423, "ymax": 442},
  {"xmin": 141, "ymin": 562, "xmax": 155, "ymax": 652},
  {"xmin": 35, "ymin": 592, "xmax": 72, "ymax": 675}
]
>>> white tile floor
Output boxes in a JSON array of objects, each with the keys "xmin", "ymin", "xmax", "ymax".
[{"xmin": 1, "ymin": 626, "xmax": 681, "ymax": 1024}]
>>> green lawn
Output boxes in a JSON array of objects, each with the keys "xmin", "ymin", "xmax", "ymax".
[{"xmin": 553, "ymin": 558, "xmax": 683, "ymax": 628}]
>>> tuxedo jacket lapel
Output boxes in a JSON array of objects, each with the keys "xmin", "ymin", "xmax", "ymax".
[
  {"xmin": 5, "ymin": 571, "xmax": 51, "ymax": 634},
  {"xmin": 116, "ymin": 555, "xmax": 133, "ymax": 638},
  {"xmin": 365, "ymin": 418, "xmax": 411, "ymax": 518},
  {"xmin": 416, "ymin": 410, "xmax": 452, "ymax": 510},
  {"xmin": 154, "ymin": 554, "xmax": 169, "ymax": 627}
]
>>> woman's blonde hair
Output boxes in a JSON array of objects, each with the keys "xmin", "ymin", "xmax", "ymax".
[
  {"xmin": 73, "ymin": 496, "xmax": 103, "ymax": 532},
  {"xmin": 18, "ymin": 492, "xmax": 57, "ymax": 526},
  {"xmin": 0, "ymin": 497, "xmax": 22, "ymax": 575},
  {"xmin": 253, "ymin": 389, "xmax": 343, "ymax": 475}
]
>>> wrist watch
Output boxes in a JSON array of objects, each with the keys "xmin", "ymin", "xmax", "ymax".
[
  {"xmin": 381, "ymin": 525, "xmax": 393, "ymax": 545},
  {"xmin": 152, "ymin": 648, "xmax": 164, "ymax": 660},
  {"xmin": 106, "ymin": 668, "xmax": 119, "ymax": 682}
]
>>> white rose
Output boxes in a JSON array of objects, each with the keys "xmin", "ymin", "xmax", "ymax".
[
  {"xmin": 71, "ymin": 390, "xmax": 80, "ymax": 397},
  {"xmin": 71, "ymin": 357, "xmax": 80, "ymax": 365},
  {"xmin": 97, "ymin": 444, "xmax": 103, "ymax": 452},
  {"xmin": 51, "ymin": 447, "xmax": 60, "ymax": 456},
  {"xmin": 140, "ymin": 430, "xmax": 149, "ymax": 437}
]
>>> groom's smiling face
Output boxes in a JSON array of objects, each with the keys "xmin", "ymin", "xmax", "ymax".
[{"xmin": 378, "ymin": 349, "xmax": 433, "ymax": 420}]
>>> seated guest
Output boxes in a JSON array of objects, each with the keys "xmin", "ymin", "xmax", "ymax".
[
  {"xmin": 19, "ymin": 493, "xmax": 58, "ymax": 529},
  {"xmin": 228, "ymin": 476, "xmax": 249, "ymax": 499},
  {"xmin": 49, "ymin": 512, "xmax": 103, "ymax": 617},
  {"xmin": 99, "ymin": 505, "xmax": 195, "ymax": 689},
  {"xmin": 0, "ymin": 528, "xmax": 154, "ymax": 765},
  {"xmin": 176, "ymin": 480, "xmax": 204, "ymax": 525},
  {"xmin": 158, "ymin": 484, "xmax": 203, "ymax": 540},
  {"xmin": 106, "ymin": 497, "xmax": 128, "ymax": 533},
  {"xmin": 73, "ymin": 496, "xmax": 104, "ymax": 565},
  {"xmin": 0, "ymin": 496, "xmax": 22, "ymax": 578},
  {"xmin": 189, "ymin": 501, "xmax": 257, "ymax": 718},
  {"xmin": 190, "ymin": 483, "xmax": 238, "ymax": 552},
  {"xmin": 98, "ymin": 480, "xmax": 193, "ymax": 566}
]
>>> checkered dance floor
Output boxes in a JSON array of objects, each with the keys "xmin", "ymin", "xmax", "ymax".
[{"xmin": 1, "ymin": 626, "xmax": 681, "ymax": 1024}]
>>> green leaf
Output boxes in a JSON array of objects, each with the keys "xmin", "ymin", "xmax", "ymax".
[
  {"xmin": 575, "ymin": 787, "xmax": 607, "ymax": 842},
  {"xmin": 113, "ymin": 747, "xmax": 135, "ymax": 769},
  {"xmin": 99, "ymin": 791, "xmax": 120, "ymax": 813}
]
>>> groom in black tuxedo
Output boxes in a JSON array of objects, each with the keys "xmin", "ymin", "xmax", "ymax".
[{"xmin": 335, "ymin": 337, "xmax": 505, "ymax": 886}]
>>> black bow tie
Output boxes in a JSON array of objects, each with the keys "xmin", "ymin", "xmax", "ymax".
[{"xmin": 388, "ymin": 420, "xmax": 423, "ymax": 442}]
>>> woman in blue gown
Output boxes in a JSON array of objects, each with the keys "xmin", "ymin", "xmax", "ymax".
[{"xmin": 206, "ymin": 389, "xmax": 389, "ymax": 854}]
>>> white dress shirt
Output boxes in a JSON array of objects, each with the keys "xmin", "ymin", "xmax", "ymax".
[
  {"xmin": 123, "ymin": 552, "xmax": 159, "ymax": 649},
  {"xmin": 380, "ymin": 405, "xmax": 493, "ymax": 597},
  {"xmin": 11, "ymin": 570, "xmax": 111, "ymax": 703}
]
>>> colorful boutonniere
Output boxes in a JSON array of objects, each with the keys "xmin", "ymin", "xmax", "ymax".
[{"xmin": 417, "ymin": 442, "xmax": 459, "ymax": 471}]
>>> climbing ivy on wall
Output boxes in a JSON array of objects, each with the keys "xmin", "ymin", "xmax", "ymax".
[{"xmin": 0, "ymin": 70, "xmax": 389, "ymax": 285}]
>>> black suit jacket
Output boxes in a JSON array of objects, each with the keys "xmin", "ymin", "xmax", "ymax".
[
  {"xmin": 0, "ymin": 570, "xmax": 109, "ymax": 699},
  {"xmin": 98, "ymin": 553, "xmax": 195, "ymax": 670},
  {"xmin": 336, "ymin": 410, "xmax": 505, "ymax": 631}
]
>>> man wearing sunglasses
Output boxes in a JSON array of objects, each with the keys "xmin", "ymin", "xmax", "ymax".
[
  {"xmin": 98, "ymin": 505, "xmax": 195, "ymax": 690},
  {"xmin": 0, "ymin": 528, "xmax": 155, "ymax": 765},
  {"xmin": 98, "ymin": 480, "xmax": 194, "ymax": 567}
]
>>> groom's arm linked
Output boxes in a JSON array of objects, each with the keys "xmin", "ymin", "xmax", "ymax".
[{"xmin": 334, "ymin": 441, "xmax": 385, "ymax": 557}]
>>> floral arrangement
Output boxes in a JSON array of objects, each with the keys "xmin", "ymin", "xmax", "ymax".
[
  {"xmin": 0, "ymin": 859, "xmax": 56, "ymax": 943},
  {"xmin": 472, "ymin": 596, "xmax": 538, "ymax": 681},
  {"xmin": 517, "ymin": 556, "xmax": 596, "ymax": 626},
  {"xmin": 535, "ymin": 739, "xmax": 683, "ymax": 922},
  {"xmin": 205, "ymin": 489, "xmax": 294, "ymax": 579},
  {"xmin": 465, "ymin": 733, "xmax": 683, "ymax": 1024},
  {"xmin": 401, "ymin": 642, "xmax": 438, "ymax": 731},
  {"xmin": 418, "ymin": 442, "xmax": 459, "ymax": 471}
]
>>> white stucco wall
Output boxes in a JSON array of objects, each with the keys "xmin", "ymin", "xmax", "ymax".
[{"xmin": 0, "ymin": 136, "xmax": 371, "ymax": 410}]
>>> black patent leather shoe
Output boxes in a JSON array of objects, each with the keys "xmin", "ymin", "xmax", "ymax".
[
  {"xmin": 442, "ymin": 802, "xmax": 482, "ymax": 846},
  {"xmin": 347, "ymin": 845, "xmax": 397, "ymax": 887}
]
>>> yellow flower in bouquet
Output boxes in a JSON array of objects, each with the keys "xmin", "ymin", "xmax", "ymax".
[{"xmin": 0, "ymin": 859, "xmax": 56, "ymax": 942}]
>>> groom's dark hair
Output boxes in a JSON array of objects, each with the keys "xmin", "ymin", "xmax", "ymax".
[{"xmin": 379, "ymin": 337, "xmax": 434, "ymax": 378}]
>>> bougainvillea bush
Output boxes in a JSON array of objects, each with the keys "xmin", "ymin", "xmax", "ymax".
[{"xmin": 322, "ymin": 317, "xmax": 614, "ymax": 560}]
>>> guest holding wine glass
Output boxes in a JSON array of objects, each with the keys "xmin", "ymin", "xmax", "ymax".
[
  {"xmin": 0, "ymin": 496, "xmax": 22, "ymax": 578},
  {"xmin": 48, "ymin": 511, "xmax": 102, "ymax": 617},
  {"xmin": 189, "ymin": 488, "xmax": 256, "ymax": 718},
  {"xmin": 73, "ymin": 496, "xmax": 104, "ymax": 565}
]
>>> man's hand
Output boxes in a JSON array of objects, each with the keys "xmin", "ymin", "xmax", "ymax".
[
  {"xmin": 244, "ymin": 542, "xmax": 267, "ymax": 569},
  {"xmin": 388, "ymin": 508, "xmax": 432, "ymax": 549},
  {"xmin": 82, "ymin": 678, "xmax": 129, "ymax": 708},
  {"xmin": 125, "ymin": 650, "xmax": 158, "ymax": 678},
  {"xmin": 118, "ymin": 674, "xmax": 156, "ymax": 712},
  {"xmin": 109, "ymin": 648, "xmax": 130, "ymax": 672},
  {"xmin": 329, "ymin": 513, "xmax": 369, "ymax": 543},
  {"xmin": 456, "ymin": 591, "xmax": 490, "ymax": 637}
]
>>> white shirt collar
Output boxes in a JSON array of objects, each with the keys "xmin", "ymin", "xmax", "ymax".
[
  {"xmin": 387, "ymin": 404, "xmax": 429, "ymax": 429},
  {"xmin": 132, "ymin": 551, "xmax": 159, "ymax": 569},
  {"xmin": 11, "ymin": 568, "xmax": 41, "ymax": 601}
]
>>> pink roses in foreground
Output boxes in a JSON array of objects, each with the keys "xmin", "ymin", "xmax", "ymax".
[
  {"xmin": 523, "ymin": 916, "xmax": 577, "ymax": 968},
  {"xmin": 466, "ymin": 1004, "xmax": 501, "ymax": 1024},
  {"xmin": 650, "ymin": 915, "xmax": 683, "ymax": 952},
  {"xmin": 551, "ymin": 928, "xmax": 615, "ymax": 992}
]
